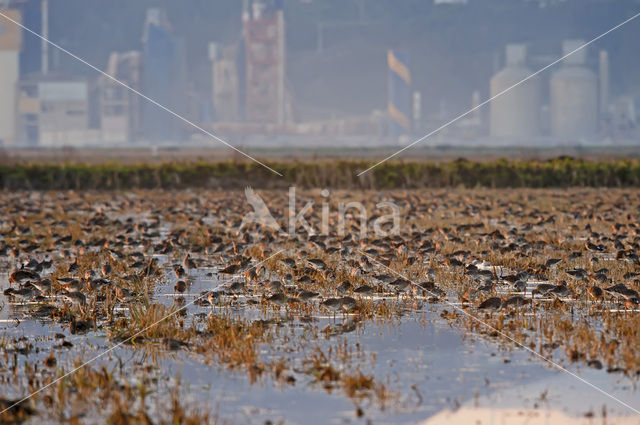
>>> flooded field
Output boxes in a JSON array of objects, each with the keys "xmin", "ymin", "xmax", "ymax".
[{"xmin": 1, "ymin": 188, "xmax": 640, "ymax": 424}]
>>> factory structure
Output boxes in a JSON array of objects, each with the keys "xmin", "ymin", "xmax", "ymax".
[
  {"xmin": 489, "ymin": 44, "xmax": 541, "ymax": 139},
  {"xmin": 489, "ymin": 40, "xmax": 635, "ymax": 143},
  {"xmin": 0, "ymin": 0, "xmax": 305, "ymax": 147},
  {"xmin": 387, "ymin": 39, "xmax": 623, "ymax": 144},
  {"xmin": 243, "ymin": 0, "xmax": 287, "ymax": 125},
  {"xmin": 208, "ymin": 0, "xmax": 292, "ymax": 131},
  {"xmin": 0, "ymin": 8, "xmax": 21, "ymax": 145},
  {"xmin": 0, "ymin": 0, "xmax": 637, "ymax": 147}
]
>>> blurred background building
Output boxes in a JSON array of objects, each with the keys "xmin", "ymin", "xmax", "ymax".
[
  {"xmin": 16, "ymin": 76, "xmax": 96, "ymax": 146},
  {"xmin": 98, "ymin": 51, "xmax": 141, "ymax": 144},
  {"xmin": 0, "ymin": 8, "xmax": 21, "ymax": 145},
  {"xmin": 0, "ymin": 0, "xmax": 638, "ymax": 148},
  {"xmin": 210, "ymin": 43, "xmax": 240, "ymax": 123},
  {"xmin": 490, "ymin": 44, "xmax": 541, "ymax": 141},
  {"xmin": 243, "ymin": 0, "xmax": 287, "ymax": 126},
  {"xmin": 550, "ymin": 40, "xmax": 598, "ymax": 140},
  {"xmin": 141, "ymin": 8, "xmax": 187, "ymax": 143}
]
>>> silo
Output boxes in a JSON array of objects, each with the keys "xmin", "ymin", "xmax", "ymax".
[
  {"xmin": 550, "ymin": 40, "xmax": 598, "ymax": 140},
  {"xmin": 490, "ymin": 44, "xmax": 540, "ymax": 139}
]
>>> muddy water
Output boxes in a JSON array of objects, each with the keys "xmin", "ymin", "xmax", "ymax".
[{"xmin": 2, "ymin": 265, "xmax": 638, "ymax": 425}]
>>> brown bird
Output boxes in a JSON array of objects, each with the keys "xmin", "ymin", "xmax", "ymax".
[
  {"xmin": 9, "ymin": 267, "xmax": 39, "ymax": 284},
  {"xmin": 68, "ymin": 258, "xmax": 79, "ymax": 273},
  {"xmin": 58, "ymin": 278, "xmax": 83, "ymax": 292},
  {"xmin": 624, "ymin": 298, "xmax": 639, "ymax": 310},
  {"xmin": 586, "ymin": 285, "xmax": 603, "ymax": 301},
  {"xmin": 0, "ymin": 398, "xmax": 36, "ymax": 422},
  {"xmin": 545, "ymin": 258, "xmax": 562, "ymax": 267},
  {"xmin": 340, "ymin": 296, "xmax": 357, "ymax": 312},
  {"xmin": 207, "ymin": 291, "xmax": 221, "ymax": 305},
  {"xmin": 267, "ymin": 280, "xmax": 284, "ymax": 294},
  {"xmin": 174, "ymin": 280, "xmax": 187, "ymax": 293},
  {"xmin": 478, "ymin": 297, "xmax": 502, "ymax": 311},
  {"xmin": 183, "ymin": 253, "xmax": 196, "ymax": 270},
  {"xmin": 173, "ymin": 264, "xmax": 185, "ymax": 278},
  {"xmin": 219, "ymin": 264, "xmax": 240, "ymax": 274},
  {"xmin": 354, "ymin": 285, "xmax": 373, "ymax": 296},
  {"xmin": 101, "ymin": 262, "xmax": 112, "ymax": 277},
  {"xmin": 4, "ymin": 284, "xmax": 36, "ymax": 302},
  {"xmin": 337, "ymin": 280, "xmax": 352, "ymax": 294},
  {"xmin": 32, "ymin": 278, "xmax": 53, "ymax": 294},
  {"xmin": 243, "ymin": 267, "xmax": 259, "ymax": 282},
  {"xmin": 62, "ymin": 291, "xmax": 87, "ymax": 307},
  {"xmin": 70, "ymin": 318, "xmax": 92, "ymax": 334},
  {"xmin": 266, "ymin": 292, "xmax": 288, "ymax": 306},
  {"xmin": 503, "ymin": 295, "xmax": 528, "ymax": 308},
  {"xmin": 297, "ymin": 290, "xmax": 319, "ymax": 301},
  {"xmin": 115, "ymin": 286, "xmax": 135, "ymax": 301}
]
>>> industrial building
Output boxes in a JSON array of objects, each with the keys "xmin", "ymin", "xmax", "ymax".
[
  {"xmin": 488, "ymin": 40, "xmax": 619, "ymax": 143},
  {"xmin": 16, "ymin": 76, "xmax": 98, "ymax": 146},
  {"xmin": 243, "ymin": 0, "xmax": 287, "ymax": 126},
  {"xmin": 550, "ymin": 40, "xmax": 598, "ymax": 140},
  {"xmin": 210, "ymin": 43, "xmax": 241, "ymax": 123},
  {"xmin": 207, "ymin": 0, "xmax": 296, "ymax": 133},
  {"xmin": 141, "ymin": 8, "xmax": 188, "ymax": 142},
  {"xmin": 0, "ymin": 0, "xmax": 637, "ymax": 147},
  {"xmin": 490, "ymin": 44, "xmax": 541, "ymax": 140},
  {"xmin": 98, "ymin": 51, "xmax": 142, "ymax": 143},
  {"xmin": 0, "ymin": 8, "xmax": 21, "ymax": 146},
  {"xmin": 2, "ymin": 2, "xmax": 99, "ymax": 147}
]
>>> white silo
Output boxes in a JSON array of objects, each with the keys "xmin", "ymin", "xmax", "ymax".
[
  {"xmin": 490, "ymin": 44, "xmax": 541, "ymax": 139},
  {"xmin": 550, "ymin": 40, "xmax": 598, "ymax": 140}
]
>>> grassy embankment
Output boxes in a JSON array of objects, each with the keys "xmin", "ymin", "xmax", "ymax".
[{"xmin": 1, "ymin": 157, "xmax": 640, "ymax": 189}]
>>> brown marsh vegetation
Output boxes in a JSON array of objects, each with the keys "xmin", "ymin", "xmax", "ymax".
[{"xmin": 1, "ymin": 187, "xmax": 640, "ymax": 423}]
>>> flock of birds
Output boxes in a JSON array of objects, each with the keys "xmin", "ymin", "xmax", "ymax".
[
  {"xmin": 1, "ymin": 188, "xmax": 640, "ymax": 423},
  {"xmin": 1, "ymin": 189, "xmax": 639, "ymax": 326}
]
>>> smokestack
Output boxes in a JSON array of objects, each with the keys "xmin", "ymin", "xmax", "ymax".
[
  {"xmin": 41, "ymin": 0, "xmax": 48, "ymax": 74},
  {"xmin": 599, "ymin": 50, "xmax": 609, "ymax": 116}
]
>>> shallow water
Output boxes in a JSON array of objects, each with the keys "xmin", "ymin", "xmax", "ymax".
[
  {"xmin": 2, "ymin": 188, "xmax": 640, "ymax": 424},
  {"xmin": 2, "ymin": 263, "xmax": 639, "ymax": 424}
]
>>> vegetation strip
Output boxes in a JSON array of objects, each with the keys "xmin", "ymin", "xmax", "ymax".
[{"xmin": 2, "ymin": 157, "xmax": 640, "ymax": 189}]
